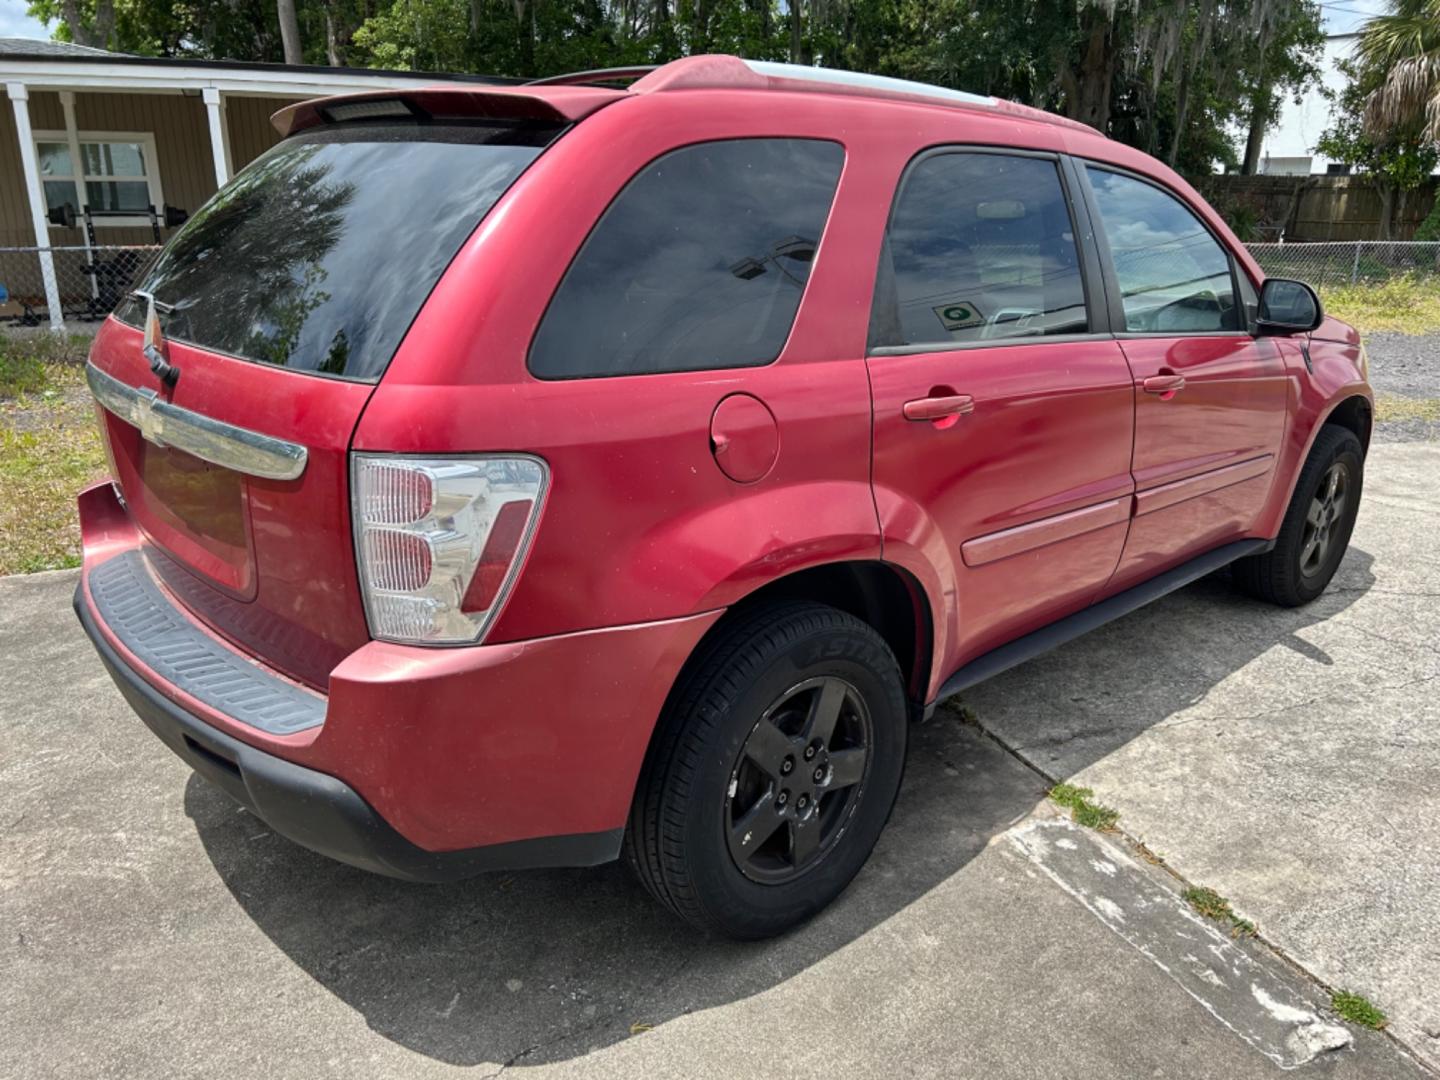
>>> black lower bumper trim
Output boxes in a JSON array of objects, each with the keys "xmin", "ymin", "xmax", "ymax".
[{"xmin": 74, "ymin": 585, "xmax": 623, "ymax": 882}]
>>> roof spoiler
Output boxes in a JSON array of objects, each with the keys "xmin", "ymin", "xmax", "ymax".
[{"xmin": 271, "ymin": 85, "xmax": 624, "ymax": 137}]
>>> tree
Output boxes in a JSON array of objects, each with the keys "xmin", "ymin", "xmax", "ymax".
[
  {"xmin": 26, "ymin": 0, "xmax": 1326, "ymax": 187},
  {"xmin": 1318, "ymin": 59, "xmax": 1439, "ymax": 238},
  {"xmin": 57, "ymin": 0, "xmax": 113, "ymax": 48},
  {"xmin": 1355, "ymin": 0, "xmax": 1440, "ymax": 144},
  {"xmin": 278, "ymin": 0, "xmax": 305, "ymax": 63},
  {"xmin": 29, "ymin": 0, "xmax": 291, "ymax": 59}
]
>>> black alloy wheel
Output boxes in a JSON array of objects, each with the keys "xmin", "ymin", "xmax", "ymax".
[
  {"xmin": 1300, "ymin": 461, "xmax": 1349, "ymax": 581},
  {"xmin": 624, "ymin": 601, "xmax": 908, "ymax": 939},
  {"xmin": 727, "ymin": 676, "xmax": 873, "ymax": 884}
]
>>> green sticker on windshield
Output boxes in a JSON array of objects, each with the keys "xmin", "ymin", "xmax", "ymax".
[{"xmin": 934, "ymin": 300, "xmax": 984, "ymax": 331}]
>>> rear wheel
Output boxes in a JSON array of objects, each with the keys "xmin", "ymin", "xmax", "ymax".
[
  {"xmin": 1233, "ymin": 425, "xmax": 1363, "ymax": 606},
  {"xmin": 624, "ymin": 601, "xmax": 907, "ymax": 939}
]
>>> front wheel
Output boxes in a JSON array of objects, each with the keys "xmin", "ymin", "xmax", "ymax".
[
  {"xmin": 1234, "ymin": 425, "xmax": 1363, "ymax": 606},
  {"xmin": 624, "ymin": 601, "xmax": 908, "ymax": 939}
]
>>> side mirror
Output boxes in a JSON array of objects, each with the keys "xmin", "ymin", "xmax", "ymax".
[{"xmin": 1256, "ymin": 277, "xmax": 1322, "ymax": 334}]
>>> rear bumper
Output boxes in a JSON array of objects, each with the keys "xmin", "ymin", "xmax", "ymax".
[
  {"xmin": 75, "ymin": 586, "xmax": 620, "ymax": 880},
  {"xmin": 74, "ymin": 480, "xmax": 722, "ymax": 877}
]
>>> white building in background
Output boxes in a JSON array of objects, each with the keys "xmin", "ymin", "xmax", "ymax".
[{"xmin": 1249, "ymin": 32, "xmax": 1356, "ymax": 176}]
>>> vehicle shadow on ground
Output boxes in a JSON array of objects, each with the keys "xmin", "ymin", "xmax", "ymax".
[{"xmin": 187, "ymin": 548, "xmax": 1374, "ymax": 1069}]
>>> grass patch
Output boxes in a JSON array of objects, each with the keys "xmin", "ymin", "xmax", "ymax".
[
  {"xmin": 0, "ymin": 349, "xmax": 47, "ymax": 397},
  {"xmin": 1048, "ymin": 782, "xmax": 1120, "ymax": 831},
  {"xmin": 1320, "ymin": 276, "xmax": 1440, "ymax": 335},
  {"xmin": 1331, "ymin": 990, "xmax": 1387, "ymax": 1030},
  {"xmin": 1182, "ymin": 885, "xmax": 1259, "ymax": 938},
  {"xmin": 0, "ymin": 359, "xmax": 106, "ymax": 574},
  {"xmin": 1374, "ymin": 395, "xmax": 1440, "ymax": 424}
]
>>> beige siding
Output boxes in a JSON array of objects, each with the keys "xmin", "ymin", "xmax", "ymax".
[
  {"xmin": 1, "ymin": 89, "xmax": 307, "ymax": 304},
  {"xmin": 2, "ymin": 89, "xmax": 214, "ymax": 249},
  {"xmin": 1, "ymin": 90, "xmax": 301, "ymax": 250},
  {"xmin": 0, "ymin": 97, "xmax": 36, "ymax": 248},
  {"xmin": 227, "ymin": 96, "xmax": 301, "ymax": 171},
  {"xmin": 1, "ymin": 88, "xmax": 306, "ymax": 306}
]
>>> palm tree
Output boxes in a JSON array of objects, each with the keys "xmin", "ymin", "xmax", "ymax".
[{"xmin": 1356, "ymin": 0, "xmax": 1440, "ymax": 142}]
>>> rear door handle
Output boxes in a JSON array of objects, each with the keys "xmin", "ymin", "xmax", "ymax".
[
  {"xmin": 1142, "ymin": 374, "xmax": 1186, "ymax": 397},
  {"xmin": 903, "ymin": 394, "xmax": 975, "ymax": 422}
]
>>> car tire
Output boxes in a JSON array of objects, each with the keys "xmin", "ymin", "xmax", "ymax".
[
  {"xmin": 624, "ymin": 601, "xmax": 908, "ymax": 939},
  {"xmin": 1233, "ymin": 425, "xmax": 1363, "ymax": 607}
]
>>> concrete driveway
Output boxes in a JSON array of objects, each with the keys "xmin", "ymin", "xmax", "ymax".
[{"xmin": 2, "ymin": 442, "xmax": 1436, "ymax": 1079}]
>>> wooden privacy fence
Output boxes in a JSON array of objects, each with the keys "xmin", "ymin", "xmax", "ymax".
[{"xmin": 1203, "ymin": 175, "xmax": 1437, "ymax": 242}]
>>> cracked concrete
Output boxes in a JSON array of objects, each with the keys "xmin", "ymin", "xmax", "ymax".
[
  {"xmin": 963, "ymin": 441, "xmax": 1440, "ymax": 1072},
  {"xmin": 2, "ymin": 445, "xmax": 1437, "ymax": 1077}
]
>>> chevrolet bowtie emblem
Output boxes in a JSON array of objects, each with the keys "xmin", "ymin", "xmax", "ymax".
[{"xmin": 133, "ymin": 290, "xmax": 179, "ymax": 387}]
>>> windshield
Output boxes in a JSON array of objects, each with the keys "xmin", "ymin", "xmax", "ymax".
[{"xmin": 117, "ymin": 121, "xmax": 560, "ymax": 381}]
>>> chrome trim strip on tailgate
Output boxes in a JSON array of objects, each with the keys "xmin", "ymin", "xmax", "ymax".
[{"xmin": 86, "ymin": 362, "xmax": 308, "ymax": 482}]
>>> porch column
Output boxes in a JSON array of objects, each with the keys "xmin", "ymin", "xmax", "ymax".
[
  {"xmin": 6, "ymin": 81, "xmax": 64, "ymax": 331},
  {"xmin": 202, "ymin": 87, "xmax": 232, "ymax": 187},
  {"xmin": 59, "ymin": 91, "xmax": 97, "ymax": 303}
]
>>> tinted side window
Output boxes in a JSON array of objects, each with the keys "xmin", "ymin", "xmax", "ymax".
[
  {"xmin": 876, "ymin": 152, "xmax": 1088, "ymax": 348},
  {"xmin": 528, "ymin": 139, "xmax": 844, "ymax": 379},
  {"xmin": 1085, "ymin": 167, "xmax": 1238, "ymax": 334}
]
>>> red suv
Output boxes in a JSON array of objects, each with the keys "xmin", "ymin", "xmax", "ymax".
[{"xmin": 74, "ymin": 56, "xmax": 1371, "ymax": 938}]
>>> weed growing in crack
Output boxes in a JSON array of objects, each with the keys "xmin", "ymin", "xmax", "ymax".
[
  {"xmin": 1331, "ymin": 990, "xmax": 1387, "ymax": 1029},
  {"xmin": 1183, "ymin": 885, "xmax": 1258, "ymax": 937},
  {"xmin": 1047, "ymin": 783, "xmax": 1119, "ymax": 831}
]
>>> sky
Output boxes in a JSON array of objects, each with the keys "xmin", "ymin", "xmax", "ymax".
[
  {"xmin": 0, "ymin": 0, "xmax": 47, "ymax": 39},
  {"xmin": 0, "ymin": 0, "xmax": 1400, "ymax": 49},
  {"xmin": 1319, "ymin": 0, "xmax": 1389, "ymax": 34}
]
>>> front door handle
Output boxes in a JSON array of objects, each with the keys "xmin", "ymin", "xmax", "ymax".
[
  {"xmin": 1142, "ymin": 374, "xmax": 1186, "ymax": 399},
  {"xmin": 903, "ymin": 394, "xmax": 975, "ymax": 422}
]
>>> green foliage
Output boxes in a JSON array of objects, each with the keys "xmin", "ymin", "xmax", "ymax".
[
  {"xmin": 1355, "ymin": 0, "xmax": 1440, "ymax": 145},
  {"xmin": 0, "ymin": 359, "xmax": 107, "ymax": 575},
  {"xmin": 0, "ymin": 348, "xmax": 48, "ymax": 398},
  {"xmin": 1415, "ymin": 199, "xmax": 1440, "ymax": 241},
  {"xmin": 26, "ymin": 0, "xmax": 1326, "ymax": 183},
  {"xmin": 1331, "ymin": 990, "xmax": 1387, "ymax": 1029},
  {"xmin": 1319, "ymin": 56, "xmax": 1439, "ymax": 236},
  {"xmin": 1048, "ymin": 783, "xmax": 1120, "ymax": 830},
  {"xmin": 1323, "ymin": 275, "xmax": 1440, "ymax": 334}
]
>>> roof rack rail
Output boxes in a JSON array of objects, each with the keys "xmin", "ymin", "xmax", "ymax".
[
  {"xmin": 521, "ymin": 55, "xmax": 1097, "ymax": 136},
  {"xmin": 526, "ymin": 66, "xmax": 658, "ymax": 87}
]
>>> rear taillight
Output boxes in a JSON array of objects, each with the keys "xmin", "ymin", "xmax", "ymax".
[{"xmin": 352, "ymin": 455, "xmax": 547, "ymax": 645}]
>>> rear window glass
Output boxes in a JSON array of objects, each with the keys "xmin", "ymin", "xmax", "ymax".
[
  {"xmin": 117, "ymin": 122, "xmax": 559, "ymax": 381},
  {"xmin": 528, "ymin": 138, "xmax": 844, "ymax": 379}
]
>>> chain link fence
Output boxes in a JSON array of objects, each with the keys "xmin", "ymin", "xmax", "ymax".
[
  {"xmin": 1246, "ymin": 241, "xmax": 1440, "ymax": 288},
  {"xmin": 1, "ymin": 245, "xmax": 160, "ymax": 329},
  {"xmin": 4, "ymin": 239, "xmax": 1440, "ymax": 333}
]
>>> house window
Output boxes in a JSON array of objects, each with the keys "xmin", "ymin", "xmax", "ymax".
[{"xmin": 35, "ymin": 132, "xmax": 163, "ymax": 225}]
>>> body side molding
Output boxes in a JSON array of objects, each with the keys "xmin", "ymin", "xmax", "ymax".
[{"xmin": 929, "ymin": 537, "xmax": 1270, "ymax": 708}]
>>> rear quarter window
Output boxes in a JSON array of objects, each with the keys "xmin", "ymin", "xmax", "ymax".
[
  {"xmin": 527, "ymin": 138, "xmax": 845, "ymax": 380},
  {"xmin": 118, "ymin": 121, "xmax": 560, "ymax": 381}
]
